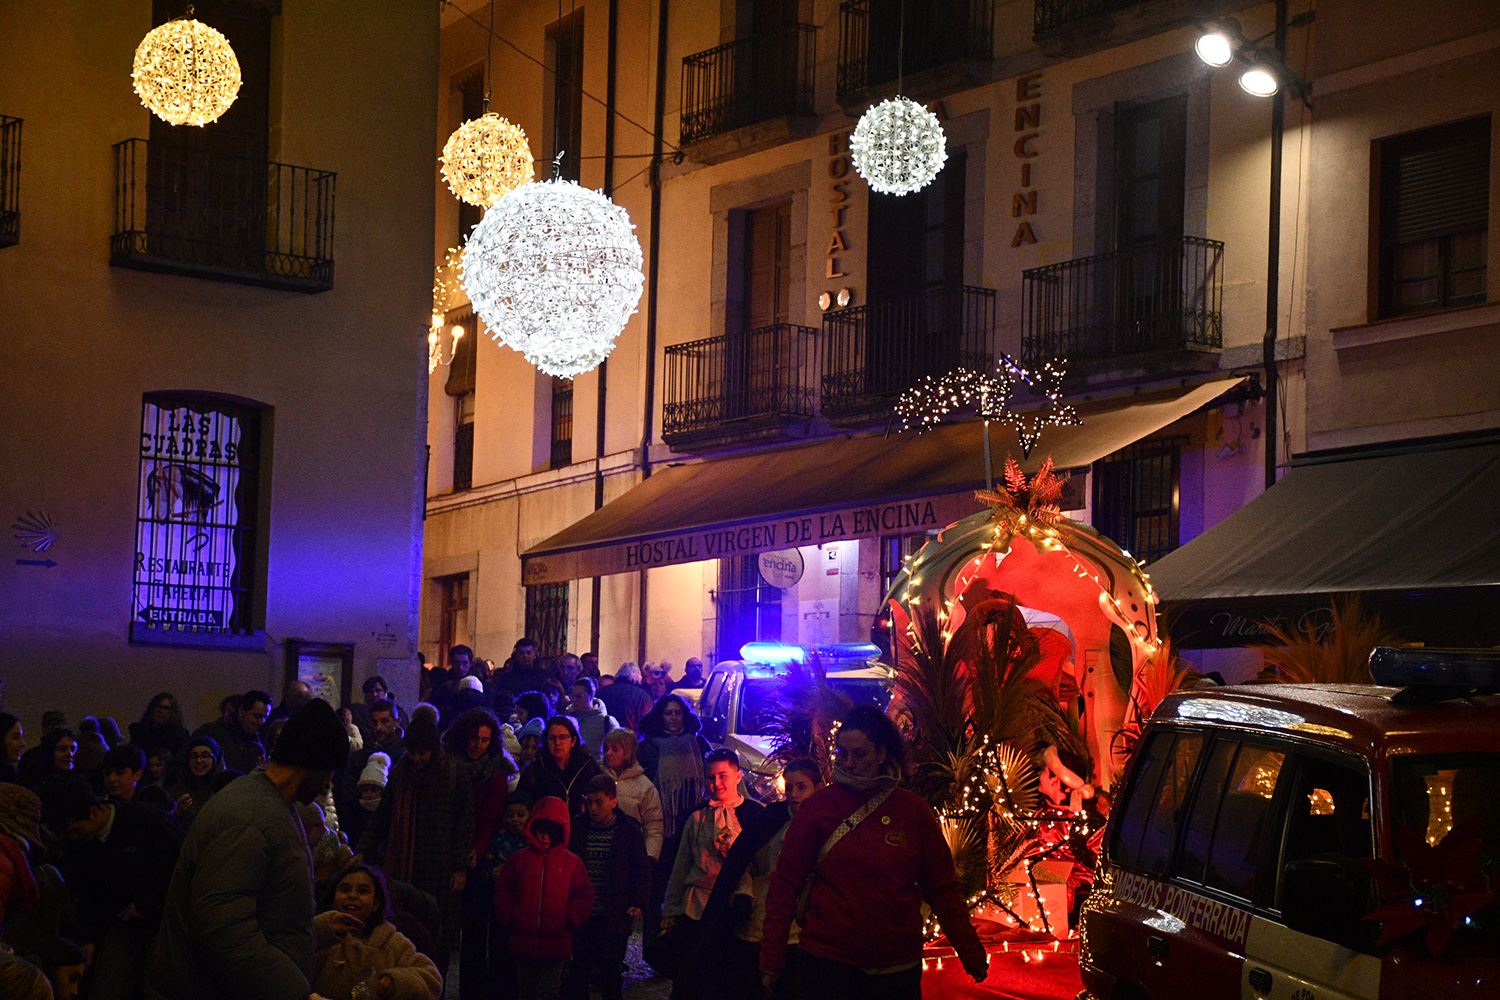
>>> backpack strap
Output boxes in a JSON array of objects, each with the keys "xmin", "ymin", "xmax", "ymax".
[{"xmin": 816, "ymin": 785, "xmax": 896, "ymax": 866}]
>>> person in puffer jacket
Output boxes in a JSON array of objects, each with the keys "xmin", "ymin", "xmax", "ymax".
[
  {"xmin": 494, "ymin": 795, "xmax": 594, "ymax": 1000},
  {"xmin": 313, "ymin": 861, "xmax": 441, "ymax": 999}
]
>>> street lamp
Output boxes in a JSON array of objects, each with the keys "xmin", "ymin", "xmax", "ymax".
[{"xmin": 1193, "ymin": 3, "xmax": 1313, "ymax": 490}]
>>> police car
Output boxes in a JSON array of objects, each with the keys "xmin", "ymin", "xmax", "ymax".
[
  {"xmin": 1080, "ymin": 647, "xmax": 1500, "ymax": 1000},
  {"xmin": 697, "ymin": 642, "xmax": 894, "ymax": 801}
]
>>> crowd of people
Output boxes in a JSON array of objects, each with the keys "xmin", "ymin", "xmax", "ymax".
[{"xmin": 0, "ymin": 639, "xmax": 988, "ymax": 1000}]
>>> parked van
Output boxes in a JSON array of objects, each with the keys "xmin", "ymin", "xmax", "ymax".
[{"xmin": 1079, "ymin": 647, "xmax": 1500, "ymax": 1000}]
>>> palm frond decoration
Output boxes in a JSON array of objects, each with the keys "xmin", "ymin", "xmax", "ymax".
[
  {"xmin": 1252, "ymin": 597, "xmax": 1397, "ymax": 685},
  {"xmin": 759, "ymin": 656, "xmax": 854, "ymax": 781},
  {"xmin": 1112, "ymin": 636, "xmax": 1203, "ymax": 760}
]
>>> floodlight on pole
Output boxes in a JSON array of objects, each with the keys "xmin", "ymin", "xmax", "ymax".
[
  {"xmin": 1239, "ymin": 56, "xmax": 1281, "ymax": 97},
  {"xmin": 1194, "ymin": 20, "xmax": 1241, "ymax": 67}
]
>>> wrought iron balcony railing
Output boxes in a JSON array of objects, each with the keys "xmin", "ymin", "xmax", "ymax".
[
  {"xmin": 1034, "ymin": 0, "xmax": 1144, "ymax": 37},
  {"xmin": 0, "ymin": 116, "xmax": 20, "ymax": 247},
  {"xmin": 681, "ymin": 25, "xmax": 818, "ymax": 145},
  {"xmin": 838, "ymin": 0, "xmax": 994, "ymax": 99},
  {"xmin": 822, "ymin": 285, "xmax": 997, "ymax": 419},
  {"xmin": 663, "ymin": 324, "xmax": 818, "ymax": 446},
  {"xmin": 111, "ymin": 139, "xmax": 336, "ymax": 292},
  {"xmin": 1020, "ymin": 235, "xmax": 1224, "ymax": 366}
]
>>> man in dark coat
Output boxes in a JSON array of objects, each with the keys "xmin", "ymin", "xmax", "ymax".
[
  {"xmin": 598, "ymin": 663, "xmax": 654, "ymax": 732},
  {"xmin": 46, "ymin": 779, "xmax": 184, "ymax": 1000},
  {"xmin": 492, "ymin": 637, "xmax": 555, "ymax": 698},
  {"xmin": 147, "ymin": 699, "xmax": 349, "ymax": 1000},
  {"xmin": 564, "ymin": 775, "xmax": 649, "ymax": 1000},
  {"xmin": 190, "ymin": 689, "xmax": 272, "ymax": 774},
  {"xmin": 336, "ymin": 697, "xmax": 405, "ymax": 821}
]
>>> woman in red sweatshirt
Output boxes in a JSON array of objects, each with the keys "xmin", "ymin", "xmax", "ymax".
[
  {"xmin": 759, "ymin": 706, "xmax": 988, "ymax": 999},
  {"xmin": 494, "ymin": 795, "xmax": 594, "ymax": 1000}
]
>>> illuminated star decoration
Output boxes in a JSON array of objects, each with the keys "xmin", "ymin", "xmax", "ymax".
[
  {"xmin": 975, "ymin": 457, "xmax": 1065, "ymax": 541},
  {"xmin": 891, "ymin": 368, "xmax": 1009, "ymax": 433},
  {"xmin": 996, "ymin": 357, "xmax": 1079, "ymax": 457}
]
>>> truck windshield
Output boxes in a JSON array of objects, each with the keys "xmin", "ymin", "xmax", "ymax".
[
  {"xmin": 738, "ymin": 677, "xmax": 892, "ymax": 735},
  {"xmin": 1390, "ymin": 753, "xmax": 1500, "ymax": 935}
]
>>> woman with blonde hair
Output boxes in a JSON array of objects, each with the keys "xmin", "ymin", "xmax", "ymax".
[{"xmin": 602, "ymin": 729, "xmax": 664, "ymax": 862}]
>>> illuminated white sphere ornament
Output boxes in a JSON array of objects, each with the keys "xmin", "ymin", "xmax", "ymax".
[
  {"xmin": 850, "ymin": 96, "xmax": 947, "ymax": 196},
  {"xmin": 441, "ymin": 113, "xmax": 536, "ymax": 207},
  {"xmin": 131, "ymin": 16, "xmax": 242, "ymax": 127},
  {"xmin": 461, "ymin": 179, "xmax": 644, "ymax": 379}
]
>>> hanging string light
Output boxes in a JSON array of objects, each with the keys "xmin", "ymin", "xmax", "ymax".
[
  {"xmin": 132, "ymin": 7, "xmax": 242, "ymax": 127},
  {"xmin": 850, "ymin": 0, "xmax": 947, "ymax": 195},
  {"xmin": 461, "ymin": 161, "xmax": 644, "ymax": 379},
  {"xmin": 440, "ymin": 0, "xmax": 534, "ymax": 207}
]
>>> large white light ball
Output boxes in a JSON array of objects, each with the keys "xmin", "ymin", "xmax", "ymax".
[
  {"xmin": 461, "ymin": 180, "xmax": 644, "ymax": 379},
  {"xmin": 441, "ymin": 113, "xmax": 536, "ymax": 207},
  {"xmin": 132, "ymin": 17, "xmax": 242, "ymax": 127},
  {"xmin": 850, "ymin": 96, "xmax": 948, "ymax": 196}
]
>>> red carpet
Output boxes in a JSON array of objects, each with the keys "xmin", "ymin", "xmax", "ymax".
[{"xmin": 918, "ymin": 949, "xmax": 1082, "ymax": 999}]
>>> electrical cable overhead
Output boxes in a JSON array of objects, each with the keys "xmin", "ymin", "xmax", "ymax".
[{"xmin": 443, "ymin": 0, "xmax": 681, "ymax": 154}]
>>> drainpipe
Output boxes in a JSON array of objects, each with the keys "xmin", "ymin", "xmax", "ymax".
[
  {"xmin": 591, "ymin": 0, "xmax": 619, "ymax": 656},
  {"xmin": 637, "ymin": 0, "xmax": 669, "ymax": 665},
  {"xmin": 1262, "ymin": 0, "xmax": 1287, "ymax": 490}
]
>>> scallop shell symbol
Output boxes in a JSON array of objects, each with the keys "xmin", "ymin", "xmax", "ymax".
[{"xmin": 13, "ymin": 511, "xmax": 57, "ymax": 552}]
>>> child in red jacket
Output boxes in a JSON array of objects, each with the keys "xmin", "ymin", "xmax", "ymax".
[{"xmin": 495, "ymin": 795, "xmax": 594, "ymax": 1000}]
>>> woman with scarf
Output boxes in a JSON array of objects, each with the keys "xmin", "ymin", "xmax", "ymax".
[
  {"xmin": 513, "ymin": 717, "xmax": 602, "ymax": 817},
  {"xmin": 663, "ymin": 748, "xmax": 762, "ymax": 999},
  {"xmin": 356, "ymin": 712, "xmax": 475, "ymax": 982},
  {"xmin": 166, "ymin": 735, "xmax": 224, "ymax": 829},
  {"xmin": 759, "ymin": 706, "xmax": 988, "ymax": 1000},
  {"xmin": 637, "ymin": 694, "xmax": 711, "ymax": 960}
]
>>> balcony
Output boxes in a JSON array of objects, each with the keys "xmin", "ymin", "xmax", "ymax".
[
  {"xmin": 1020, "ymin": 236, "xmax": 1224, "ymax": 373},
  {"xmin": 663, "ymin": 324, "xmax": 818, "ymax": 447},
  {"xmin": 822, "ymin": 285, "xmax": 997, "ymax": 420},
  {"xmin": 1033, "ymin": 0, "xmax": 1225, "ymax": 56},
  {"xmin": 111, "ymin": 139, "xmax": 336, "ymax": 292},
  {"xmin": 680, "ymin": 25, "xmax": 817, "ymax": 157},
  {"xmin": 838, "ymin": 0, "xmax": 994, "ymax": 103},
  {"xmin": 0, "ymin": 116, "xmax": 19, "ymax": 247},
  {"xmin": 1034, "ymin": 0, "xmax": 1141, "ymax": 35}
]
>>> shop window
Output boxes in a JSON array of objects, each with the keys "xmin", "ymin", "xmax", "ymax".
[
  {"xmin": 437, "ymin": 574, "xmax": 470, "ymax": 666},
  {"xmin": 526, "ymin": 582, "xmax": 569, "ymax": 658},
  {"xmin": 879, "ymin": 533, "xmax": 930, "ymax": 598},
  {"xmin": 456, "ymin": 66, "xmax": 485, "ymax": 239},
  {"xmin": 714, "ymin": 555, "xmax": 781, "ymax": 663},
  {"xmin": 1092, "ymin": 438, "xmax": 1181, "ymax": 565},
  {"xmin": 132, "ymin": 393, "xmax": 268, "ymax": 642},
  {"xmin": 547, "ymin": 9, "xmax": 584, "ymax": 182},
  {"xmin": 550, "ymin": 377, "xmax": 573, "ymax": 469},
  {"xmin": 1378, "ymin": 116, "xmax": 1490, "ymax": 318}
]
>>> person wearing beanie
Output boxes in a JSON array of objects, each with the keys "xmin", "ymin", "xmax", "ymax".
[
  {"xmin": 356, "ymin": 712, "xmax": 474, "ymax": 980},
  {"xmin": 516, "ymin": 717, "xmax": 545, "ymax": 769},
  {"xmin": 149, "ymin": 699, "xmax": 350, "ymax": 1000},
  {"xmin": 340, "ymin": 751, "xmax": 392, "ymax": 850}
]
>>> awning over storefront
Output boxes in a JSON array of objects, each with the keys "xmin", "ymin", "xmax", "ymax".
[
  {"xmin": 1151, "ymin": 433, "xmax": 1500, "ymax": 648},
  {"xmin": 522, "ymin": 378, "xmax": 1244, "ymax": 584}
]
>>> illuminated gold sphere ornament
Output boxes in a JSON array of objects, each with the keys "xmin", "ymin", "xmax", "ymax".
[
  {"xmin": 851, "ymin": 96, "xmax": 947, "ymax": 196},
  {"xmin": 131, "ymin": 12, "xmax": 242, "ymax": 127},
  {"xmin": 461, "ymin": 178, "xmax": 644, "ymax": 379},
  {"xmin": 441, "ymin": 113, "xmax": 536, "ymax": 207}
]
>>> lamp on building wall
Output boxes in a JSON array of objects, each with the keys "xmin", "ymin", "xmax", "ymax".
[
  {"xmin": 428, "ymin": 320, "xmax": 465, "ymax": 374},
  {"xmin": 131, "ymin": 8, "xmax": 242, "ymax": 126},
  {"xmin": 461, "ymin": 169, "xmax": 644, "ymax": 379},
  {"xmin": 441, "ymin": 113, "xmax": 536, "ymax": 207}
]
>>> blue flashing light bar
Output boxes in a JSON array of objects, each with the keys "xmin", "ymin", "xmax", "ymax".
[
  {"xmin": 1369, "ymin": 646, "xmax": 1500, "ymax": 689},
  {"xmin": 816, "ymin": 642, "xmax": 881, "ymax": 661},
  {"xmin": 739, "ymin": 642, "xmax": 806, "ymax": 665}
]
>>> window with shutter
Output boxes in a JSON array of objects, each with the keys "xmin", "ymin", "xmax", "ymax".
[{"xmin": 1378, "ymin": 116, "xmax": 1490, "ymax": 318}]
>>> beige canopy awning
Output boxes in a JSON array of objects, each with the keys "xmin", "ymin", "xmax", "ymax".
[{"xmin": 522, "ymin": 378, "xmax": 1246, "ymax": 584}]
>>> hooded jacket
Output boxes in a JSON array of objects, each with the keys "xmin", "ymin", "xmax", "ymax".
[
  {"xmin": 312, "ymin": 911, "xmax": 441, "ymax": 1000},
  {"xmin": 493, "ymin": 796, "xmax": 593, "ymax": 960}
]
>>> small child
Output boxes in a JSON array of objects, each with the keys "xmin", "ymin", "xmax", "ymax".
[
  {"xmin": 495, "ymin": 796, "xmax": 594, "ymax": 1000},
  {"xmin": 483, "ymin": 797, "xmax": 532, "ymax": 878}
]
